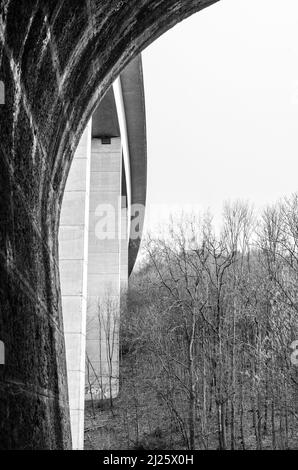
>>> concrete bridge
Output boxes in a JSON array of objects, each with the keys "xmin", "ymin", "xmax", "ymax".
[
  {"xmin": 0, "ymin": 0, "xmax": 219, "ymax": 450},
  {"xmin": 59, "ymin": 56, "xmax": 146, "ymax": 449}
]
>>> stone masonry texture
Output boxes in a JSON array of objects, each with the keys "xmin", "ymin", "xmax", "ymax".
[{"xmin": 0, "ymin": 0, "xmax": 219, "ymax": 449}]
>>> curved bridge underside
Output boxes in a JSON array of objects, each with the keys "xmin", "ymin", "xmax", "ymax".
[{"xmin": 0, "ymin": 0, "xmax": 219, "ymax": 449}]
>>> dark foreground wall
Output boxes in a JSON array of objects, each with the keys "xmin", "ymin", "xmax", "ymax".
[{"xmin": 0, "ymin": 0, "xmax": 219, "ymax": 449}]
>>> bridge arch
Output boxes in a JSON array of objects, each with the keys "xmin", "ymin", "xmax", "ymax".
[{"xmin": 0, "ymin": 0, "xmax": 219, "ymax": 449}]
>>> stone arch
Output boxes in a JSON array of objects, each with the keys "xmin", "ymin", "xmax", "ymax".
[{"xmin": 0, "ymin": 0, "xmax": 219, "ymax": 449}]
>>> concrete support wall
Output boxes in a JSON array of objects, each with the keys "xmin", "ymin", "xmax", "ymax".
[
  {"xmin": 59, "ymin": 123, "xmax": 91, "ymax": 450},
  {"xmin": 59, "ymin": 131, "xmax": 129, "ymax": 447},
  {"xmin": 86, "ymin": 138, "xmax": 123, "ymax": 401}
]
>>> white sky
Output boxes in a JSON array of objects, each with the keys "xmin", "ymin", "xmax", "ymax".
[{"xmin": 142, "ymin": 0, "xmax": 298, "ymax": 233}]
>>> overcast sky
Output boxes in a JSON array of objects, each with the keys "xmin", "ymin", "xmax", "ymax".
[{"xmin": 142, "ymin": 0, "xmax": 298, "ymax": 233}]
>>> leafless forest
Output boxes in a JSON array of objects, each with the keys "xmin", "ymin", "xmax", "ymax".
[{"xmin": 85, "ymin": 195, "xmax": 298, "ymax": 450}]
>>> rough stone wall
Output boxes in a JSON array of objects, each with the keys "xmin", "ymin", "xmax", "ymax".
[{"xmin": 0, "ymin": 0, "xmax": 219, "ymax": 449}]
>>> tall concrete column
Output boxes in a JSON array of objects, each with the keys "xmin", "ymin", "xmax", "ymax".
[
  {"xmin": 59, "ymin": 122, "xmax": 92, "ymax": 450},
  {"xmin": 86, "ymin": 137, "xmax": 122, "ymax": 400}
]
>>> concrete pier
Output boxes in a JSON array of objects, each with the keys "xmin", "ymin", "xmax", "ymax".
[
  {"xmin": 59, "ymin": 122, "xmax": 91, "ymax": 450},
  {"xmin": 58, "ymin": 56, "xmax": 146, "ymax": 449},
  {"xmin": 86, "ymin": 137, "xmax": 123, "ymax": 401}
]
